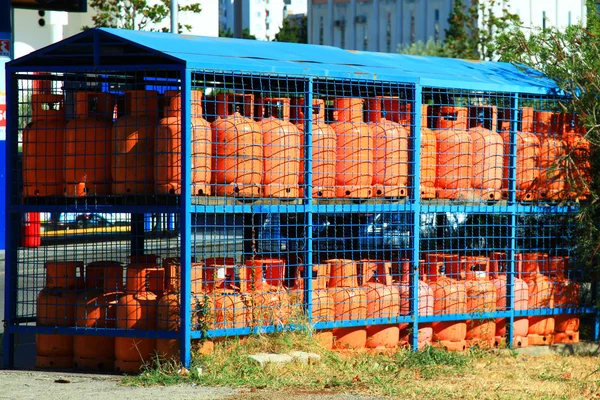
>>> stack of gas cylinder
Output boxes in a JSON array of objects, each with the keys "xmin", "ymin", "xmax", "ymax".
[
  {"xmin": 35, "ymin": 251, "xmax": 580, "ymax": 370},
  {"xmin": 36, "ymin": 256, "xmax": 207, "ymax": 373},
  {"xmin": 23, "ymin": 92, "xmax": 588, "ymax": 202}
]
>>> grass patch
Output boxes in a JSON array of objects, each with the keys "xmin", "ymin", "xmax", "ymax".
[
  {"xmin": 125, "ymin": 331, "xmax": 487, "ymax": 396},
  {"xmin": 124, "ymin": 332, "xmax": 600, "ymax": 399}
]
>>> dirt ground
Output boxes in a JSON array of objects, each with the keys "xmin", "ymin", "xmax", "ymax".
[
  {"xmin": 0, "ymin": 370, "xmax": 385, "ymax": 400},
  {"xmin": 0, "ymin": 370, "xmax": 240, "ymax": 400}
]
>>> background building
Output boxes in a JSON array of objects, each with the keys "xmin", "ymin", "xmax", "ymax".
[
  {"xmin": 308, "ymin": 0, "xmax": 587, "ymax": 53},
  {"xmin": 219, "ymin": 0, "xmax": 308, "ymax": 41}
]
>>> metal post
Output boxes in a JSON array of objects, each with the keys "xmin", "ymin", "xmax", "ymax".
[
  {"xmin": 307, "ymin": 0, "xmax": 313, "ymax": 44},
  {"xmin": 593, "ymin": 281, "xmax": 600, "ymax": 341},
  {"xmin": 506, "ymin": 93, "xmax": 519, "ymax": 348},
  {"xmin": 179, "ymin": 68, "xmax": 192, "ymax": 368},
  {"xmin": 350, "ymin": 0, "xmax": 356, "ymax": 49},
  {"xmin": 234, "ymin": 0, "xmax": 243, "ymax": 38},
  {"xmin": 170, "ymin": 0, "xmax": 178, "ymax": 33},
  {"xmin": 327, "ymin": 0, "xmax": 334, "ymax": 46},
  {"xmin": 373, "ymin": 0, "xmax": 380, "ymax": 51},
  {"xmin": 130, "ymin": 214, "xmax": 145, "ymax": 256},
  {"xmin": 2, "ymin": 64, "xmax": 16, "ymax": 369},
  {"xmin": 410, "ymin": 85, "xmax": 423, "ymax": 351},
  {"xmin": 304, "ymin": 77, "xmax": 314, "ymax": 322}
]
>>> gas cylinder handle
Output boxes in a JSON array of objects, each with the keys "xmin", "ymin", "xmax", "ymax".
[
  {"xmin": 441, "ymin": 111, "xmax": 458, "ymax": 121},
  {"xmin": 274, "ymin": 100, "xmax": 284, "ymax": 119},
  {"xmin": 489, "ymin": 252, "xmax": 506, "ymax": 279},
  {"xmin": 32, "ymin": 94, "xmax": 65, "ymax": 120},
  {"xmin": 264, "ymin": 98, "xmax": 289, "ymax": 121},
  {"xmin": 379, "ymin": 99, "xmax": 388, "ymax": 120},
  {"xmin": 399, "ymin": 260, "xmax": 410, "ymax": 285},
  {"xmin": 312, "ymin": 102, "xmax": 321, "ymax": 116},
  {"xmin": 477, "ymin": 110, "xmax": 485, "ymax": 127},
  {"xmin": 373, "ymin": 261, "xmax": 392, "ymax": 286}
]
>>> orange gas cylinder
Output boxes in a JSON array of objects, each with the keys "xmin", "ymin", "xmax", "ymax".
[
  {"xmin": 462, "ymin": 256, "xmax": 497, "ymax": 348},
  {"xmin": 399, "ymin": 260, "xmax": 434, "ymax": 349},
  {"xmin": 434, "ymin": 106, "xmax": 473, "ymax": 200},
  {"xmin": 256, "ymin": 97, "xmax": 300, "ymax": 198},
  {"xmin": 204, "ymin": 258, "xmax": 247, "ymax": 330},
  {"xmin": 366, "ymin": 98, "xmax": 409, "ymax": 198},
  {"xmin": 381, "ymin": 100, "xmax": 434, "ymax": 198},
  {"xmin": 548, "ymin": 256, "xmax": 580, "ymax": 344},
  {"xmin": 242, "ymin": 258, "xmax": 290, "ymax": 327},
  {"xmin": 112, "ymin": 90, "xmax": 158, "ymax": 195},
  {"xmin": 327, "ymin": 259, "xmax": 368, "ymax": 349},
  {"xmin": 426, "ymin": 252, "xmax": 462, "ymax": 280},
  {"xmin": 520, "ymin": 252, "xmax": 555, "ymax": 345},
  {"xmin": 64, "ymin": 92, "xmax": 114, "ymax": 196},
  {"xmin": 155, "ymin": 90, "xmax": 212, "ymax": 196},
  {"xmin": 73, "ymin": 261, "xmax": 123, "ymax": 371},
  {"xmin": 291, "ymin": 98, "xmax": 337, "ymax": 198},
  {"xmin": 562, "ymin": 113, "xmax": 591, "ymax": 200},
  {"xmin": 359, "ymin": 260, "xmax": 400, "ymax": 349},
  {"xmin": 489, "ymin": 252, "xmax": 529, "ymax": 347},
  {"xmin": 330, "ymin": 98, "xmax": 373, "ymax": 198},
  {"xmin": 288, "ymin": 264, "xmax": 335, "ymax": 349},
  {"xmin": 211, "ymin": 93, "xmax": 263, "ymax": 197},
  {"xmin": 470, "ymin": 108, "xmax": 503, "ymax": 201},
  {"xmin": 36, "ymin": 261, "xmax": 83, "ymax": 369},
  {"xmin": 536, "ymin": 112, "xmax": 566, "ymax": 201},
  {"xmin": 156, "ymin": 259, "xmax": 212, "ymax": 360},
  {"xmin": 147, "ymin": 266, "xmax": 166, "ymax": 300},
  {"xmin": 420, "ymin": 105, "xmax": 437, "ymax": 199},
  {"xmin": 428, "ymin": 259, "xmax": 467, "ymax": 351},
  {"xmin": 115, "ymin": 255, "xmax": 159, "ymax": 373},
  {"xmin": 23, "ymin": 94, "xmax": 65, "ymax": 197},
  {"xmin": 499, "ymin": 107, "xmax": 540, "ymax": 201}
]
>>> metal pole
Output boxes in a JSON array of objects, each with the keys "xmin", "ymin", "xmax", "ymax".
[
  {"xmin": 410, "ymin": 85, "xmax": 423, "ymax": 351},
  {"xmin": 179, "ymin": 67, "xmax": 192, "ymax": 368},
  {"xmin": 171, "ymin": 0, "xmax": 178, "ymax": 33},
  {"xmin": 507, "ymin": 93, "xmax": 519, "ymax": 348},
  {"xmin": 304, "ymin": 77, "xmax": 314, "ymax": 323},
  {"xmin": 234, "ymin": 0, "xmax": 243, "ymax": 38}
]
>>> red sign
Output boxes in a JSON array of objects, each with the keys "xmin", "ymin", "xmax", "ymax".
[
  {"xmin": 0, "ymin": 104, "xmax": 6, "ymax": 128},
  {"xmin": 0, "ymin": 40, "xmax": 9, "ymax": 57}
]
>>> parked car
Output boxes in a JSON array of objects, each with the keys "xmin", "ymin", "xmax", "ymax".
[{"xmin": 46, "ymin": 213, "xmax": 116, "ymax": 231}]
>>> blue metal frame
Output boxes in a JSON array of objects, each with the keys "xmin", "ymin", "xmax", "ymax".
[
  {"xmin": 410, "ymin": 86, "xmax": 422, "ymax": 351},
  {"xmin": 179, "ymin": 67, "xmax": 192, "ymax": 367},
  {"xmin": 506, "ymin": 94, "xmax": 519, "ymax": 347},
  {"xmin": 3, "ymin": 28, "xmax": 595, "ymax": 371},
  {"xmin": 3, "ymin": 61, "xmax": 17, "ymax": 369},
  {"xmin": 303, "ymin": 77, "xmax": 314, "ymax": 324}
]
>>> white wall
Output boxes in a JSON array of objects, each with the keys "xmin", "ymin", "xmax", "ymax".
[{"xmin": 13, "ymin": 0, "xmax": 219, "ymax": 59}]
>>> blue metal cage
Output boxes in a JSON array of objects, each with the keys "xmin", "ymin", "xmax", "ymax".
[{"xmin": 3, "ymin": 28, "xmax": 596, "ymax": 370}]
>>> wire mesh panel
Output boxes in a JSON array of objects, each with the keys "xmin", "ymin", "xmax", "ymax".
[
  {"xmin": 8, "ymin": 68, "xmax": 185, "ymax": 373},
  {"xmin": 4, "ymin": 30, "xmax": 596, "ymax": 372}
]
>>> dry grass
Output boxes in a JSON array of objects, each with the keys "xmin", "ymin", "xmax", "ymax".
[{"xmin": 127, "ymin": 331, "xmax": 600, "ymax": 399}]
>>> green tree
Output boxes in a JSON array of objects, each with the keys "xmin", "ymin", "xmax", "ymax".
[
  {"xmin": 274, "ymin": 15, "xmax": 307, "ymax": 43},
  {"xmin": 85, "ymin": 0, "xmax": 202, "ymax": 33},
  {"xmin": 397, "ymin": 39, "xmax": 445, "ymax": 56},
  {"xmin": 444, "ymin": 0, "xmax": 521, "ymax": 60},
  {"xmin": 219, "ymin": 27, "xmax": 257, "ymax": 40},
  {"xmin": 495, "ymin": 0, "xmax": 600, "ymax": 272}
]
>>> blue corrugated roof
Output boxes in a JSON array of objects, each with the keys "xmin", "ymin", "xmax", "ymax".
[{"xmin": 9, "ymin": 28, "xmax": 559, "ymax": 94}]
